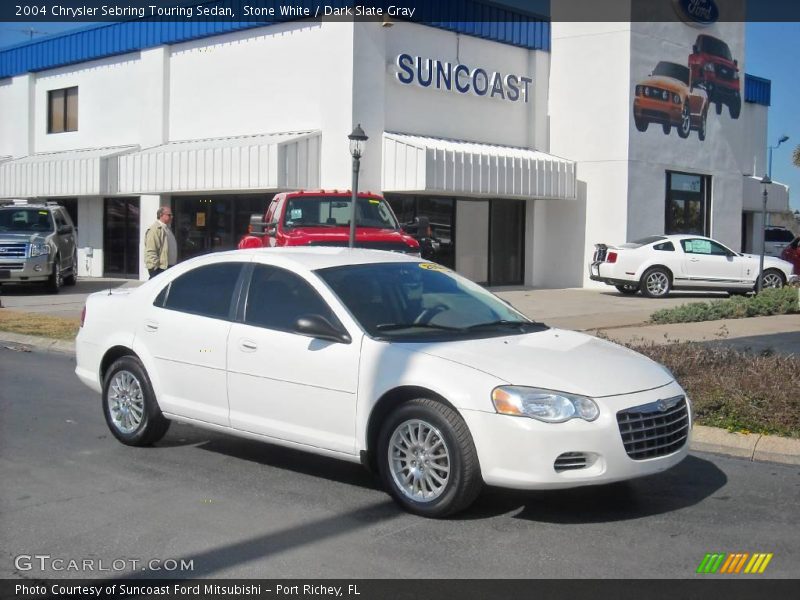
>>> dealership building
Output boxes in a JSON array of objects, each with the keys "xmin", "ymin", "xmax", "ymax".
[{"xmin": 0, "ymin": 1, "xmax": 790, "ymax": 286}]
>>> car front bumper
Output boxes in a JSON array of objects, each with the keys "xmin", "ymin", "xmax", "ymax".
[
  {"xmin": 0, "ymin": 255, "xmax": 53, "ymax": 283},
  {"xmin": 461, "ymin": 381, "xmax": 691, "ymax": 490}
]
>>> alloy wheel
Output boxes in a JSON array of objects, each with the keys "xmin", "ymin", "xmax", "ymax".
[
  {"xmin": 646, "ymin": 271, "xmax": 669, "ymax": 296},
  {"xmin": 388, "ymin": 419, "xmax": 451, "ymax": 503},
  {"xmin": 108, "ymin": 370, "xmax": 145, "ymax": 434}
]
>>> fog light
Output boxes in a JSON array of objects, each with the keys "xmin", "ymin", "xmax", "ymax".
[{"xmin": 33, "ymin": 265, "xmax": 42, "ymax": 272}]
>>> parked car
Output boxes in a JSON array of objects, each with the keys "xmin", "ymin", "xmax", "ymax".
[
  {"xmin": 633, "ymin": 61, "xmax": 708, "ymax": 139},
  {"xmin": 688, "ymin": 34, "xmax": 741, "ymax": 119},
  {"xmin": 590, "ymin": 234, "xmax": 796, "ymax": 297},
  {"xmin": 0, "ymin": 201, "xmax": 78, "ymax": 293},
  {"xmin": 76, "ymin": 248, "xmax": 691, "ymax": 517},
  {"xmin": 780, "ymin": 236, "xmax": 800, "ymax": 275},
  {"xmin": 238, "ymin": 190, "xmax": 422, "ymax": 256},
  {"xmin": 764, "ymin": 226, "xmax": 796, "ymax": 258}
]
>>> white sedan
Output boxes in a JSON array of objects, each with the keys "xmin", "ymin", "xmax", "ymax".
[
  {"xmin": 590, "ymin": 234, "xmax": 797, "ymax": 297},
  {"xmin": 76, "ymin": 248, "xmax": 690, "ymax": 517}
]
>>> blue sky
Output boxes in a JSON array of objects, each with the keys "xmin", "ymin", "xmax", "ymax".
[{"xmin": 0, "ymin": 20, "xmax": 798, "ymax": 211}]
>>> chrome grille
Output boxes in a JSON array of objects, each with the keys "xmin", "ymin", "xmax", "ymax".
[
  {"xmin": 617, "ymin": 396, "xmax": 689, "ymax": 460},
  {"xmin": 0, "ymin": 243, "xmax": 27, "ymax": 259},
  {"xmin": 554, "ymin": 452, "xmax": 588, "ymax": 472},
  {"xmin": 0, "ymin": 262, "xmax": 24, "ymax": 270}
]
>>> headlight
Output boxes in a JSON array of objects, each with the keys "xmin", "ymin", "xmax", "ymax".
[
  {"xmin": 29, "ymin": 243, "xmax": 50, "ymax": 257},
  {"xmin": 661, "ymin": 90, "xmax": 669, "ymax": 100},
  {"xmin": 704, "ymin": 63, "xmax": 715, "ymax": 72},
  {"xmin": 491, "ymin": 386, "xmax": 599, "ymax": 423}
]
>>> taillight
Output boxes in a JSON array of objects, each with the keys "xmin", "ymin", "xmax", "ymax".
[
  {"xmin": 607, "ymin": 252, "xmax": 618, "ymax": 263},
  {"xmin": 80, "ymin": 305, "xmax": 86, "ymax": 328}
]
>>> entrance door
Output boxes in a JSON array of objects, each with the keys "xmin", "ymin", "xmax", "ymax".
[
  {"xmin": 103, "ymin": 197, "xmax": 140, "ymax": 278},
  {"xmin": 489, "ymin": 199, "xmax": 525, "ymax": 286}
]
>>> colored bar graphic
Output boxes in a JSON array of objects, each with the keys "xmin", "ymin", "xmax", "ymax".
[{"xmin": 699, "ymin": 552, "xmax": 772, "ymax": 574}]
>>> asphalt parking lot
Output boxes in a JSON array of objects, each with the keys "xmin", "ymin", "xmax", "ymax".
[{"xmin": 1, "ymin": 348, "xmax": 798, "ymax": 579}]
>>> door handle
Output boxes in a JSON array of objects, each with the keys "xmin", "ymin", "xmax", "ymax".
[
  {"xmin": 690, "ymin": 258, "xmax": 700, "ymax": 262},
  {"xmin": 143, "ymin": 320, "xmax": 159, "ymax": 332},
  {"xmin": 240, "ymin": 339, "xmax": 258, "ymax": 352}
]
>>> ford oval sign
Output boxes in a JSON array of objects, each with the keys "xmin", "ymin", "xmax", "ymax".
[{"xmin": 673, "ymin": 0, "xmax": 719, "ymax": 26}]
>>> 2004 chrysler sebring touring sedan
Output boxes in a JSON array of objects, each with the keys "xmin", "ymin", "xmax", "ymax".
[{"xmin": 76, "ymin": 248, "xmax": 691, "ymax": 517}]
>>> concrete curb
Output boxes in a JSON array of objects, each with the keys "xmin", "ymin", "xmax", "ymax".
[{"xmin": 2, "ymin": 331, "xmax": 799, "ymax": 466}]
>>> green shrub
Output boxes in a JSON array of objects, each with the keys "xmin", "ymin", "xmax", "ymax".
[{"xmin": 651, "ymin": 287, "xmax": 799, "ymax": 324}]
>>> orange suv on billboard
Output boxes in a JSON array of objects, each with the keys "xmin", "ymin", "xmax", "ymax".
[{"xmin": 633, "ymin": 61, "xmax": 709, "ymax": 140}]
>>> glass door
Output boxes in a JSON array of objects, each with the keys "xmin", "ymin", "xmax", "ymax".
[
  {"xmin": 103, "ymin": 197, "xmax": 140, "ymax": 278},
  {"xmin": 488, "ymin": 199, "xmax": 525, "ymax": 286}
]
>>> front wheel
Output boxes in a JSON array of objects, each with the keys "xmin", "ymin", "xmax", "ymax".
[
  {"xmin": 615, "ymin": 283, "xmax": 639, "ymax": 295},
  {"xmin": 377, "ymin": 399, "xmax": 482, "ymax": 518},
  {"xmin": 641, "ymin": 267, "xmax": 672, "ymax": 298},
  {"xmin": 677, "ymin": 103, "xmax": 691, "ymax": 138},
  {"xmin": 47, "ymin": 258, "xmax": 62, "ymax": 294},
  {"xmin": 63, "ymin": 250, "xmax": 78, "ymax": 286},
  {"xmin": 634, "ymin": 115, "xmax": 648, "ymax": 132},
  {"xmin": 729, "ymin": 97, "xmax": 741, "ymax": 119},
  {"xmin": 103, "ymin": 356, "xmax": 170, "ymax": 446},
  {"xmin": 759, "ymin": 269, "xmax": 785, "ymax": 290},
  {"xmin": 698, "ymin": 111, "xmax": 707, "ymax": 141}
]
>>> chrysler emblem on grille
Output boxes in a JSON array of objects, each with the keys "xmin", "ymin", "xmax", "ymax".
[{"xmin": 657, "ymin": 396, "xmax": 681, "ymax": 412}]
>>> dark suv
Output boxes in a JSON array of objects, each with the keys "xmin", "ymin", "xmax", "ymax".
[
  {"xmin": 688, "ymin": 34, "xmax": 741, "ymax": 119},
  {"xmin": 0, "ymin": 202, "xmax": 78, "ymax": 293}
]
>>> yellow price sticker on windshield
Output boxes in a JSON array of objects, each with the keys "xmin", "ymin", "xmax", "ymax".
[
  {"xmin": 368, "ymin": 199, "xmax": 380, "ymax": 204},
  {"xmin": 419, "ymin": 263, "xmax": 449, "ymax": 271},
  {"xmin": 38, "ymin": 211, "xmax": 49, "ymax": 215}
]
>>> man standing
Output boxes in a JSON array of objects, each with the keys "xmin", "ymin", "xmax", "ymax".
[{"xmin": 144, "ymin": 206, "xmax": 177, "ymax": 279}]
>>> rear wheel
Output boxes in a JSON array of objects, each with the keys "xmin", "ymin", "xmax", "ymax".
[
  {"xmin": 103, "ymin": 356, "xmax": 170, "ymax": 446},
  {"xmin": 698, "ymin": 110, "xmax": 707, "ymax": 141},
  {"xmin": 615, "ymin": 283, "xmax": 639, "ymax": 295},
  {"xmin": 641, "ymin": 267, "xmax": 671, "ymax": 298},
  {"xmin": 377, "ymin": 398, "xmax": 482, "ymax": 518},
  {"xmin": 729, "ymin": 97, "xmax": 741, "ymax": 119},
  {"xmin": 662, "ymin": 122, "xmax": 671, "ymax": 135}
]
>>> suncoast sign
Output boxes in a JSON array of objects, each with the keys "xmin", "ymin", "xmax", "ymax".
[{"xmin": 395, "ymin": 53, "xmax": 533, "ymax": 103}]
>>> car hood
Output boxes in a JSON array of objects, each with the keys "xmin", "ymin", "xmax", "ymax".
[
  {"xmin": 0, "ymin": 232, "xmax": 48, "ymax": 244},
  {"xmin": 283, "ymin": 227, "xmax": 418, "ymax": 247},
  {"xmin": 640, "ymin": 75, "xmax": 686, "ymax": 93},
  {"xmin": 405, "ymin": 328, "xmax": 673, "ymax": 397}
]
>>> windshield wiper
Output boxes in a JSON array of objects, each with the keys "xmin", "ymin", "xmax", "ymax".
[
  {"xmin": 464, "ymin": 320, "xmax": 546, "ymax": 331},
  {"xmin": 375, "ymin": 322, "xmax": 462, "ymax": 332}
]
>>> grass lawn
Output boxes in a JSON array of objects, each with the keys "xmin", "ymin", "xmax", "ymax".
[{"xmin": 0, "ymin": 310, "xmax": 79, "ymax": 341}]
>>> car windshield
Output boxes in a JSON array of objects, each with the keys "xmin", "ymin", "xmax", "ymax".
[
  {"xmin": 0, "ymin": 208, "xmax": 54, "ymax": 233},
  {"xmin": 619, "ymin": 235, "xmax": 667, "ymax": 249},
  {"xmin": 283, "ymin": 196, "xmax": 399, "ymax": 229},
  {"xmin": 316, "ymin": 262, "xmax": 547, "ymax": 341},
  {"xmin": 698, "ymin": 36, "xmax": 732, "ymax": 61},
  {"xmin": 652, "ymin": 62, "xmax": 689, "ymax": 85}
]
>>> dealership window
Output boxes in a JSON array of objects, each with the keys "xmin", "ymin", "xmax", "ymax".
[
  {"xmin": 665, "ymin": 171, "xmax": 711, "ymax": 236},
  {"xmin": 47, "ymin": 87, "xmax": 78, "ymax": 133}
]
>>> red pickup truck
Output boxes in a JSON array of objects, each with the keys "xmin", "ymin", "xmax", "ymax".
[{"xmin": 239, "ymin": 190, "xmax": 433, "ymax": 257}]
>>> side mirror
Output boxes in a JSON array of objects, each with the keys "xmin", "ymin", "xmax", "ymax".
[
  {"xmin": 415, "ymin": 216, "xmax": 431, "ymax": 238},
  {"xmin": 266, "ymin": 223, "xmax": 277, "ymax": 237},
  {"xmin": 249, "ymin": 213, "xmax": 265, "ymax": 235},
  {"xmin": 294, "ymin": 314, "xmax": 351, "ymax": 344},
  {"xmin": 58, "ymin": 225, "xmax": 73, "ymax": 235},
  {"xmin": 734, "ymin": 59, "xmax": 738, "ymax": 67}
]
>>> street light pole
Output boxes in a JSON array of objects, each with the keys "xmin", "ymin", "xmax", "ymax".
[
  {"xmin": 767, "ymin": 134, "xmax": 789, "ymax": 179},
  {"xmin": 756, "ymin": 173, "xmax": 771, "ymax": 293},
  {"xmin": 347, "ymin": 124, "xmax": 368, "ymax": 249}
]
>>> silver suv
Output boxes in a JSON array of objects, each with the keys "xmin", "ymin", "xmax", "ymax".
[{"xmin": 0, "ymin": 202, "xmax": 78, "ymax": 293}]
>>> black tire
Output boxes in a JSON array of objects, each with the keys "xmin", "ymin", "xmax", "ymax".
[
  {"xmin": 729, "ymin": 97, "xmax": 741, "ymax": 119},
  {"xmin": 640, "ymin": 267, "xmax": 672, "ymax": 298},
  {"xmin": 698, "ymin": 110, "xmax": 707, "ymax": 141},
  {"xmin": 759, "ymin": 269, "xmax": 785, "ymax": 290},
  {"xmin": 102, "ymin": 356, "xmax": 170, "ymax": 446},
  {"xmin": 47, "ymin": 257, "xmax": 62, "ymax": 294},
  {"xmin": 715, "ymin": 102, "xmax": 722, "ymax": 115},
  {"xmin": 63, "ymin": 251, "xmax": 78, "ymax": 286},
  {"xmin": 634, "ymin": 115, "xmax": 648, "ymax": 132},
  {"xmin": 377, "ymin": 398, "xmax": 482, "ymax": 518},
  {"xmin": 615, "ymin": 283, "xmax": 639, "ymax": 295},
  {"xmin": 677, "ymin": 103, "xmax": 691, "ymax": 138},
  {"xmin": 662, "ymin": 122, "xmax": 671, "ymax": 135}
]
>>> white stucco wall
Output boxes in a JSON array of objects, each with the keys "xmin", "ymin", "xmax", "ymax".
[{"xmin": 0, "ymin": 74, "xmax": 34, "ymax": 157}]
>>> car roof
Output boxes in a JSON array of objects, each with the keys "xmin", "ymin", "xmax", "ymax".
[{"xmin": 224, "ymin": 246, "xmax": 423, "ymax": 271}]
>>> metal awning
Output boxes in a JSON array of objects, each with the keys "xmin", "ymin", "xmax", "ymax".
[
  {"xmin": 742, "ymin": 176, "xmax": 789, "ymax": 212},
  {"xmin": 382, "ymin": 132, "xmax": 576, "ymax": 200},
  {"xmin": 116, "ymin": 131, "xmax": 320, "ymax": 194},
  {"xmin": 0, "ymin": 146, "xmax": 137, "ymax": 198}
]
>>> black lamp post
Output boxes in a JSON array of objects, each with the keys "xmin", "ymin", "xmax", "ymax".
[
  {"xmin": 756, "ymin": 173, "xmax": 771, "ymax": 293},
  {"xmin": 347, "ymin": 124, "xmax": 368, "ymax": 248}
]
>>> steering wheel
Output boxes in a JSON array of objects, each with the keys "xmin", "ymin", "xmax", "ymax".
[{"xmin": 413, "ymin": 304, "xmax": 448, "ymax": 325}]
